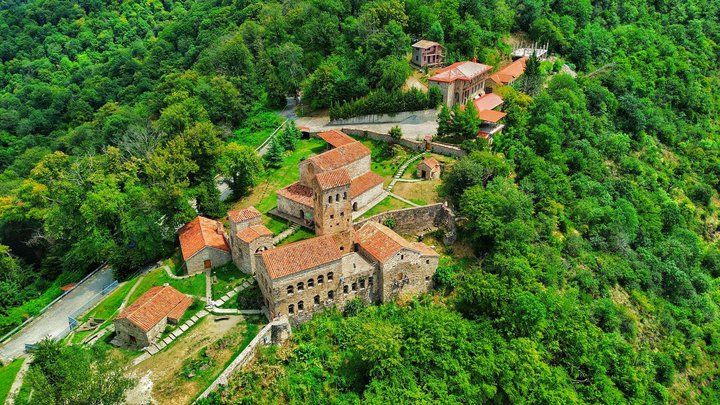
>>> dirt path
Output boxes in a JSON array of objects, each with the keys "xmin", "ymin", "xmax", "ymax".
[{"xmin": 124, "ymin": 315, "xmax": 244, "ymax": 405}]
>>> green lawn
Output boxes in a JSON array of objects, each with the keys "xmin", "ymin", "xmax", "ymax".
[
  {"xmin": 402, "ymin": 153, "xmax": 456, "ymax": 180},
  {"xmin": 126, "ymin": 267, "xmax": 206, "ymax": 305},
  {"xmin": 211, "ymin": 262, "xmax": 251, "ymax": 301},
  {"xmin": 264, "ymin": 215, "xmax": 289, "ymax": 235},
  {"xmin": 360, "ymin": 196, "xmax": 412, "ymax": 219},
  {"xmin": 0, "ymin": 358, "xmax": 24, "ymax": 404},
  {"xmin": 352, "ymin": 136, "xmax": 411, "ymax": 178},
  {"xmin": 231, "ymin": 111, "xmax": 283, "ymax": 149},
  {"xmin": 230, "ymin": 137, "xmax": 326, "ymax": 214},
  {"xmin": 277, "ymin": 227, "xmax": 314, "ymax": 246},
  {"xmin": 69, "ymin": 277, "xmax": 139, "ymax": 344}
]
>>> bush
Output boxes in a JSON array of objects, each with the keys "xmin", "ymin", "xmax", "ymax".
[
  {"xmin": 330, "ymin": 88, "xmax": 440, "ymax": 121},
  {"xmin": 343, "ymin": 298, "xmax": 365, "ymax": 317},
  {"xmin": 383, "ymin": 218, "xmax": 397, "ymax": 229}
]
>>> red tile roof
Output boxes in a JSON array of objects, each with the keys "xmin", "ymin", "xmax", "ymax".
[
  {"xmin": 477, "ymin": 109, "xmax": 507, "ymax": 123},
  {"xmin": 228, "ymin": 207, "xmax": 261, "ymax": 223},
  {"xmin": 307, "ymin": 142, "xmax": 370, "ymax": 172},
  {"xmin": 237, "ymin": 225, "xmax": 274, "ymax": 243},
  {"xmin": 260, "ymin": 234, "xmax": 344, "ymax": 279},
  {"xmin": 167, "ymin": 296, "xmax": 193, "ymax": 323},
  {"xmin": 350, "ymin": 171, "xmax": 384, "ymax": 198},
  {"xmin": 116, "ymin": 286, "xmax": 191, "ymax": 332},
  {"xmin": 473, "ymin": 93, "xmax": 504, "ymax": 111},
  {"xmin": 314, "ymin": 168, "xmax": 352, "ymax": 190},
  {"xmin": 419, "ymin": 157, "xmax": 441, "ymax": 171},
  {"xmin": 317, "ymin": 130, "xmax": 356, "ymax": 148},
  {"xmin": 356, "ymin": 222, "xmax": 438, "ymax": 263},
  {"xmin": 429, "ymin": 61, "xmax": 492, "ymax": 83},
  {"xmin": 489, "ymin": 57, "xmax": 528, "ymax": 85},
  {"xmin": 178, "ymin": 216, "xmax": 230, "ymax": 261},
  {"xmin": 277, "ymin": 182, "xmax": 314, "ymax": 207}
]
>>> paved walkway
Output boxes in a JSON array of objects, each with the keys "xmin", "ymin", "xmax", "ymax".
[
  {"xmin": 272, "ymin": 225, "xmax": 299, "ymax": 244},
  {"xmin": 0, "ymin": 267, "xmax": 115, "ymax": 361},
  {"xmin": 143, "ymin": 309, "xmax": 209, "ymax": 357},
  {"xmin": 5, "ymin": 357, "xmax": 30, "ymax": 404},
  {"xmin": 162, "ymin": 265, "xmax": 193, "ymax": 280},
  {"xmin": 211, "ymin": 278, "xmax": 256, "ymax": 308},
  {"xmin": 386, "ymin": 153, "xmax": 425, "ymax": 192}
]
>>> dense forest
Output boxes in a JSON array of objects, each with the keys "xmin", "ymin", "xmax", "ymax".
[{"xmin": 1, "ymin": 0, "xmax": 720, "ymax": 402}]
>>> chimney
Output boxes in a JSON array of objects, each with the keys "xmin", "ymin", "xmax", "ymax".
[{"xmin": 472, "ymin": 57, "xmax": 477, "ymax": 63}]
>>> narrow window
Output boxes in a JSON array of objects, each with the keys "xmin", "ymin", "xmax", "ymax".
[
  {"xmin": 369, "ymin": 276, "xmax": 373, "ymax": 286},
  {"xmin": 340, "ymin": 211, "xmax": 344, "ymax": 217},
  {"xmin": 287, "ymin": 285, "xmax": 294, "ymax": 295},
  {"xmin": 426, "ymin": 259, "xmax": 430, "ymax": 264},
  {"xmin": 297, "ymin": 282, "xmax": 304, "ymax": 292},
  {"xmin": 330, "ymin": 214, "xmax": 334, "ymax": 219},
  {"xmin": 328, "ymin": 196, "xmax": 332, "ymax": 203},
  {"xmin": 327, "ymin": 272, "xmax": 334, "ymax": 281},
  {"xmin": 353, "ymin": 263, "xmax": 356, "ymax": 269},
  {"xmin": 359, "ymin": 279, "xmax": 365, "ymax": 289},
  {"xmin": 298, "ymin": 301, "xmax": 304, "ymax": 312},
  {"xmin": 343, "ymin": 285, "xmax": 349, "ymax": 294},
  {"xmin": 328, "ymin": 291, "xmax": 334, "ymax": 300},
  {"xmin": 288, "ymin": 304, "xmax": 295, "ymax": 314},
  {"xmin": 352, "ymin": 282, "xmax": 357, "ymax": 291},
  {"xmin": 308, "ymin": 278, "xmax": 314, "ymax": 288},
  {"xmin": 335, "ymin": 194, "xmax": 339, "ymax": 202},
  {"xmin": 343, "ymin": 192, "xmax": 347, "ymax": 200},
  {"xmin": 314, "ymin": 295, "xmax": 320, "ymax": 305},
  {"xmin": 425, "ymin": 276, "xmax": 430, "ymax": 283},
  {"xmin": 400, "ymin": 254, "xmax": 404, "ymax": 260},
  {"xmin": 318, "ymin": 275, "xmax": 324, "ymax": 284}
]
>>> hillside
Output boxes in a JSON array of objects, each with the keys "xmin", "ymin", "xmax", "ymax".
[{"xmin": 0, "ymin": 0, "xmax": 719, "ymax": 403}]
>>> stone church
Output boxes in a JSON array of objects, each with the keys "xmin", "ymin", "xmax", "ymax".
[{"xmin": 225, "ymin": 131, "xmax": 440, "ymax": 323}]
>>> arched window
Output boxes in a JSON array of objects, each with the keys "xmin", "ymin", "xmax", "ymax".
[
  {"xmin": 352, "ymin": 282, "xmax": 357, "ymax": 291},
  {"xmin": 327, "ymin": 272, "xmax": 334, "ymax": 281},
  {"xmin": 288, "ymin": 304, "xmax": 295, "ymax": 314},
  {"xmin": 343, "ymin": 192, "xmax": 347, "ymax": 200},
  {"xmin": 314, "ymin": 295, "xmax": 320, "ymax": 305},
  {"xmin": 328, "ymin": 291, "xmax": 334, "ymax": 300},
  {"xmin": 426, "ymin": 259, "xmax": 430, "ymax": 264},
  {"xmin": 335, "ymin": 193, "xmax": 340, "ymax": 202},
  {"xmin": 400, "ymin": 254, "xmax": 404, "ymax": 260},
  {"xmin": 359, "ymin": 279, "xmax": 365, "ymax": 289},
  {"xmin": 317, "ymin": 275, "xmax": 324, "ymax": 284},
  {"xmin": 287, "ymin": 285, "xmax": 294, "ymax": 295},
  {"xmin": 308, "ymin": 278, "xmax": 314, "ymax": 288},
  {"xmin": 297, "ymin": 282, "xmax": 304, "ymax": 292},
  {"xmin": 343, "ymin": 285, "xmax": 349, "ymax": 294},
  {"xmin": 298, "ymin": 301, "xmax": 304, "ymax": 312},
  {"xmin": 328, "ymin": 196, "xmax": 332, "ymax": 203}
]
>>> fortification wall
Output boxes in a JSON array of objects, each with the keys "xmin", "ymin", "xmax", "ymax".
[
  {"xmin": 339, "ymin": 128, "xmax": 467, "ymax": 159},
  {"xmin": 354, "ymin": 203, "xmax": 457, "ymax": 244}
]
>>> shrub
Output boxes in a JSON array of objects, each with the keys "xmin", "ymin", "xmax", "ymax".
[
  {"xmin": 383, "ymin": 218, "xmax": 397, "ymax": 228},
  {"xmin": 330, "ymin": 88, "xmax": 439, "ymax": 120}
]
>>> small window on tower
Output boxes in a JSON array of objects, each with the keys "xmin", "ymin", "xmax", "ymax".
[
  {"xmin": 343, "ymin": 192, "xmax": 347, "ymax": 199},
  {"xmin": 328, "ymin": 196, "xmax": 332, "ymax": 203},
  {"xmin": 335, "ymin": 194, "xmax": 340, "ymax": 202},
  {"xmin": 330, "ymin": 214, "xmax": 334, "ymax": 219}
]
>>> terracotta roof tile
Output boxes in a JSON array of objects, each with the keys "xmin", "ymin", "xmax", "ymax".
[
  {"xmin": 178, "ymin": 216, "xmax": 230, "ymax": 261},
  {"xmin": 228, "ymin": 207, "xmax": 261, "ymax": 223},
  {"xmin": 490, "ymin": 57, "xmax": 527, "ymax": 85},
  {"xmin": 356, "ymin": 222, "xmax": 437, "ymax": 263},
  {"xmin": 167, "ymin": 296, "xmax": 193, "ymax": 322},
  {"xmin": 260, "ymin": 234, "xmax": 344, "ymax": 279},
  {"xmin": 350, "ymin": 171, "xmax": 384, "ymax": 198},
  {"xmin": 237, "ymin": 225, "xmax": 274, "ymax": 243},
  {"xmin": 429, "ymin": 61, "xmax": 491, "ymax": 83},
  {"xmin": 411, "ymin": 242, "xmax": 440, "ymax": 257},
  {"xmin": 477, "ymin": 110, "xmax": 507, "ymax": 123},
  {"xmin": 315, "ymin": 169, "xmax": 351, "ymax": 190},
  {"xmin": 116, "ymin": 286, "xmax": 191, "ymax": 332},
  {"xmin": 317, "ymin": 130, "xmax": 356, "ymax": 148},
  {"xmin": 307, "ymin": 142, "xmax": 370, "ymax": 172},
  {"xmin": 277, "ymin": 182, "xmax": 314, "ymax": 207},
  {"xmin": 419, "ymin": 157, "xmax": 441, "ymax": 171},
  {"xmin": 473, "ymin": 93, "xmax": 504, "ymax": 111}
]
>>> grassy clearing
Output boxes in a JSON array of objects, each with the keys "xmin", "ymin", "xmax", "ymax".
[
  {"xmin": 264, "ymin": 215, "xmax": 289, "ymax": 235},
  {"xmin": 360, "ymin": 195, "xmax": 412, "ymax": 219},
  {"xmin": 402, "ymin": 153, "xmax": 455, "ymax": 179},
  {"xmin": 126, "ymin": 267, "xmax": 206, "ymax": 305},
  {"xmin": 230, "ymin": 138, "xmax": 326, "ymax": 214},
  {"xmin": 392, "ymin": 180, "xmax": 441, "ymax": 206},
  {"xmin": 211, "ymin": 262, "xmax": 251, "ymax": 301},
  {"xmin": 69, "ymin": 277, "xmax": 139, "ymax": 344},
  {"xmin": 230, "ymin": 112, "xmax": 283, "ymax": 149},
  {"xmin": 0, "ymin": 358, "xmax": 24, "ymax": 403},
  {"xmin": 352, "ymin": 136, "xmax": 410, "ymax": 178}
]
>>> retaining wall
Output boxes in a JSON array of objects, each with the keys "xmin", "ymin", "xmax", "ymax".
[
  {"xmin": 196, "ymin": 317, "xmax": 291, "ymax": 401},
  {"xmin": 354, "ymin": 203, "xmax": 457, "ymax": 244},
  {"xmin": 340, "ymin": 128, "xmax": 466, "ymax": 159},
  {"xmin": 329, "ymin": 109, "xmax": 437, "ymax": 126}
]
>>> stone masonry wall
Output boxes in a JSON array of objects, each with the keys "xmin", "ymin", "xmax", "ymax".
[
  {"xmin": 339, "ymin": 128, "xmax": 466, "ymax": 158},
  {"xmin": 185, "ymin": 247, "xmax": 232, "ymax": 276},
  {"xmin": 354, "ymin": 203, "xmax": 457, "ymax": 244},
  {"xmin": 351, "ymin": 182, "xmax": 384, "ymax": 212},
  {"xmin": 329, "ymin": 109, "xmax": 437, "ymax": 126}
]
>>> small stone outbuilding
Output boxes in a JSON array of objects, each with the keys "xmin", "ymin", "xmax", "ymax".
[
  {"xmin": 113, "ymin": 285, "xmax": 192, "ymax": 349},
  {"xmin": 417, "ymin": 157, "xmax": 441, "ymax": 180},
  {"xmin": 179, "ymin": 216, "xmax": 232, "ymax": 275}
]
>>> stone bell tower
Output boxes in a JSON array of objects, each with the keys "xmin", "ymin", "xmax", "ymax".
[{"xmin": 312, "ymin": 169, "xmax": 353, "ymax": 250}]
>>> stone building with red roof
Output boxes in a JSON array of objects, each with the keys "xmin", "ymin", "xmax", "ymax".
[
  {"xmin": 178, "ymin": 216, "xmax": 232, "ymax": 275},
  {"xmin": 429, "ymin": 59, "xmax": 492, "ymax": 108},
  {"xmin": 113, "ymin": 285, "xmax": 192, "ymax": 348},
  {"xmin": 416, "ymin": 157, "xmax": 442, "ymax": 180},
  {"xmin": 227, "ymin": 207, "xmax": 273, "ymax": 274},
  {"xmin": 275, "ymin": 130, "xmax": 384, "ymax": 227}
]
